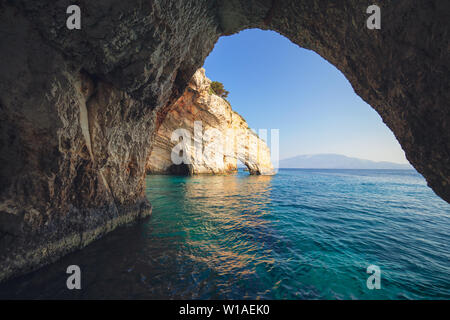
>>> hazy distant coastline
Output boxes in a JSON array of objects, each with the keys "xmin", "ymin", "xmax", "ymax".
[{"xmin": 277, "ymin": 154, "xmax": 414, "ymax": 170}]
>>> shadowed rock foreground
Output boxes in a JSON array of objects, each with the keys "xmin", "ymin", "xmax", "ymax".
[{"xmin": 0, "ymin": 0, "xmax": 448, "ymax": 282}]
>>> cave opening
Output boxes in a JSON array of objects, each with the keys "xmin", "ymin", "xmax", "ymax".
[
  {"xmin": 202, "ymin": 28, "xmax": 411, "ymax": 171},
  {"xmin": 168, "ymin": 163, "xmax": 192, "ymax": 176},
  {"xmin": 146, "ymin": 28, "xmax": 413, "ymax": 178}
]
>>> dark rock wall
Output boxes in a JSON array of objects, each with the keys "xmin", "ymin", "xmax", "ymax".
[
  {"xmin": 0, "ymin": 0, "xmax": 448, "ymax": 281},
  {"xmin": 0, "ymin": 0, "xmax": 219, "ymax": 282}
]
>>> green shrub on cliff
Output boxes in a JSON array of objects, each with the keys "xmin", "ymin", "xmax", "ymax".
[{"xmin": 210, "ymin": 81, "xmax": 229, "ymax": 99}]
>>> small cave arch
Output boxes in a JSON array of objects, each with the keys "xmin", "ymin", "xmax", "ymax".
[{"xmin": 237, "ymin": 157, "xmax": 261, "ymax": 175}]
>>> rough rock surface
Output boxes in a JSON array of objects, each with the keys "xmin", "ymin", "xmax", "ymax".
[
  {"xmin": 147, "ymin": 69, "xmax": 275, "ymax": 175},
  {"xmin": 0, "ymin": 0, "xmax": 449, "ymax": 282}
]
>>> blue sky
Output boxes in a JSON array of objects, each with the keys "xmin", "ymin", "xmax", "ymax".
[{"xmin": 203, "ymin": 29, "xmax": 409, "ymax": 164}]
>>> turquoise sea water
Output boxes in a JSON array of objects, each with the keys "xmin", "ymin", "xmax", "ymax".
[{"xmin": 1, "ymin": 169, "xmax": 449, "ymax": 299}]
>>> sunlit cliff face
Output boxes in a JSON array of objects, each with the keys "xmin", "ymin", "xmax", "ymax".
[{"xmin": 146, "ymin": 69, "xmax": 275, "ymax": 176}]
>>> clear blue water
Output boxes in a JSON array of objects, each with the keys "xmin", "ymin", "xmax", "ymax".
[{"xmin": 1, "ymin": 169, "xmax": 449, "ymax": 299}]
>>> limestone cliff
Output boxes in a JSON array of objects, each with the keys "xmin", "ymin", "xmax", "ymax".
[
  {"xmin": 0, "ymin": 0, "xmax": 449, "ymax": 282},
  {"xmin": 147, "ymin": 69, "xmax": 275, "ymax": 176}
]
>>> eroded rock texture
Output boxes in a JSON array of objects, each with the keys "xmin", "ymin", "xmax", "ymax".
[
  {"xmin": 0, "ymin": 0, "xmax": 448, "ymax": 281},
  {"xmin": 147, "ymin": 69, "xmax": 275, "ymax": 175}
]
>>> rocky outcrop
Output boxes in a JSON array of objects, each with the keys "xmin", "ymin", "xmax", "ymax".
[
  {"xmin": 147, "ymin": 69, "xmax": 274, "ymax": 175},
  {"xmin": 0, "ymin": 0, "xmax": 449, "ymax": 282}
]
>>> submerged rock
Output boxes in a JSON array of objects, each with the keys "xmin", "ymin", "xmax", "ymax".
[{"xmin": 147, "ymin": 69, "xmax": 275, "ymax": 175}]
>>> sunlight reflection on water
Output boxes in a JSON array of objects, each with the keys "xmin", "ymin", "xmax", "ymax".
[{"xmin": 1, "ymin": 169, "xmax": 449, "ymax": 299}]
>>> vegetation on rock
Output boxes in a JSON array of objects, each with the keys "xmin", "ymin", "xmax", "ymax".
[{"xmin": 210, "ymin": 81, "xmax": 229, "ymax": 99}]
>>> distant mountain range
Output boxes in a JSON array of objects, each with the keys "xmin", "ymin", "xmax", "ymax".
[{"xmin": 278, "ymin": 154, "xmax": 414, "ymax": 170}]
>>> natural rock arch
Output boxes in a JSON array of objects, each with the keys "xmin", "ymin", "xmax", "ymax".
[
  {"xmin": 146, "ymin": 68, "xmax": 275, "ymax": 176},
  {"xmin": 0, "ymin": 1, "xmax": 448, "ymax": 282}
]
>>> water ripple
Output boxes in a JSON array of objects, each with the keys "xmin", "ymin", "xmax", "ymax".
[{"xmin": 0, "ymin": 169, "xmax": 449, "ymax": 299}]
